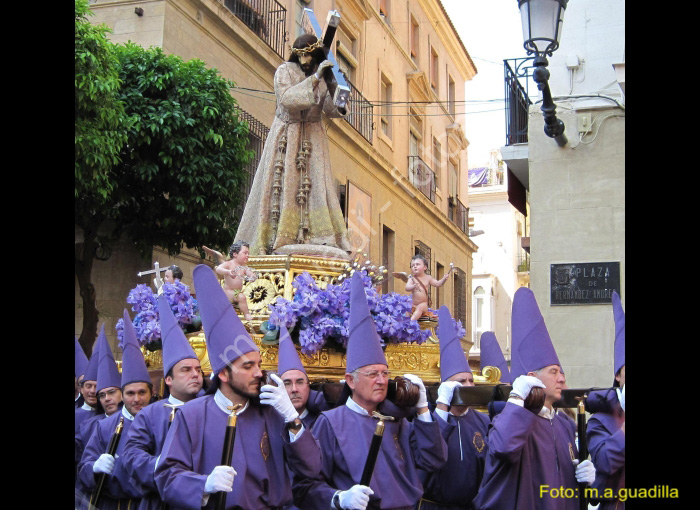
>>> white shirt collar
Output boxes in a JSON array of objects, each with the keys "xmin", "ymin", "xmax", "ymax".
[
  {"xmin": 345, "ymin": 397, "xmax": 371, "ymax": 416},
  {"xmin": 214, "ymin": 389, "xmax": 249, "ymax": 415},
  {"xmin": 538, "ymin": 406, "xmax": 557, "ymax": 420},
  {"xmin": 299, "ymin": 408, "xmax": 309, "ymax": 420},
  {"xmin": 168, "ymin": 394, "xmax": 185, "ymax": 406},
  {"xmin": 122, "ymin": 405, "xmax": 135, "ymax": 421},
  {"xmin": 81, "ymin": 402, "xmax": 95, "ymax": 412}
]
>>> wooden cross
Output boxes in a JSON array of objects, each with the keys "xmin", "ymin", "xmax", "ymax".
[{"xmin": 301, "ymin": 8, "xmax": 351, "ymax": 109}]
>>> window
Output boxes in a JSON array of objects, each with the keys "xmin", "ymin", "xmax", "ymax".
[
  {"xmin": 432, "ymin": 137, "xmax": 441, "ymax": 189},
  {"xmin": 473, "ymin": 286, "xmax": 486, "ymax": 349},
  {"xmin": 410, "ymin": 15, "xmax": 419, "ymax": 61},
  {"xmin": 379, "ymin": 0, "xmax": 390, "ymax": 20},
  {"xmin": 453, "ymin": 267, "xmax": 467, "ymax": 328},
  {"xmin": 294, "ymin": 0, "xmax": 307, "ymax": 39},
  {"xmin": 382, "ymin": 225, "xmax": 395, "ymax": 294},
  {"xmin": 436, "ymin": 262, "xmax": 444, "ymax": 309},
  {"xmin": 336, "ymin": 27, "xmax": 357, "ymax": 84},
  {"xmin": 448, "ymin": 75, "xmax": 456, "ymax": 117},
  {"xmin": 448, "ymin": 160, "xmax": 458, "ymax": 221},
  {"xmin": 380, "ymin": 75, "xmax": 392, "ymax": 138},
  {"xmin": 430, "ymin": 47, "xmax": 439, "ymax": 90}
]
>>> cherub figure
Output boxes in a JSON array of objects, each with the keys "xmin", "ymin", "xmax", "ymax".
[
  {"xmin": 212, "ymin": 241, "xmax": 258, "ymax": 321},
  {"xmin": 394, "ymin": 255, "xmax": 453, "ymax": 321}
]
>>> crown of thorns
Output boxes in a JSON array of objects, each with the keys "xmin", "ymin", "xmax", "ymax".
[{"xmin": 290, "ymin": 38, "xmax": 323, "ymax": 56}]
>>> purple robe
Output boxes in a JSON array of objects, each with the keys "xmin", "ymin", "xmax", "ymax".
[
  {"xmin": 419, "ymin": 409, "xmax": 490, "ymax": 509},
  {"xmin": 122, "ymin": 399, "xmax": 179, "ymax": 510},
  {"xmin": 294, "ymin": 404, "xmax": 447, "ymax": 510},
  {"xmin": 586, "ymin": 391, "xmax": 625, "ymax": 510},
  {"xmin": 77, "ymin": 410, "xmax": 143, "ymax": 510},
  {"xmin": 473, "ymin": 403, "xmax": 579, "ymax": 510},
  {"xmin": 154, "ymin": 394, "xmax": 321, "ymax": 510}
]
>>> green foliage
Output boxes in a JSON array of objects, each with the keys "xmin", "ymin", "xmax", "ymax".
[
  {"xmin": 76, "ymin": 39, "xmax": 254, "ymax": 257},
  {"xmin": 75, "ymin": 0, "xmax": 130, "ymax": 202}
]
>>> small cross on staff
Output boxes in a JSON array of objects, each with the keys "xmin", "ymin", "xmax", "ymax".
[{"xmin": 137, "ymin": 261, "xmax": 165, "ymax": 294}]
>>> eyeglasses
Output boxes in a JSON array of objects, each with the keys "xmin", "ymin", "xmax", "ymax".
[
  {"xmin": 356, "ymin": 370, "xmax": 390, "ymax": 380},
  {"xmin": 98, "ymin": 388, "xmax": 119, "ymax": 400}
]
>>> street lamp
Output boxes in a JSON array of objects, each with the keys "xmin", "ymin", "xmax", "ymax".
[{"xmin": 517, "ymin": 0, "xmax": 568, "ymax": 147}]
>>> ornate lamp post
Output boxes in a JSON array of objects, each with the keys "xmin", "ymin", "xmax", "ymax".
[{"xmin": 517, "ymin": 0, "xmax": 569, "ymax": 147}]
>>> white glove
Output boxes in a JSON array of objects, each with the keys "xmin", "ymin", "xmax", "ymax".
[
  {"xmin": 436, "ymin": 380, "xmax": 462, "ymax": 406},
  {"xmin": 403, "ymin": 373, "xmax": 428, "ymax": 409},
  {"xmin": 260, "ymin": 373, "xmax": 299, "ymax": 423},
  {"xmin": 93, "ymin": 453, "xmax": 115, "ymax": 474},
  {"xmin": 338, "ymin": 485, "xmax": 374, "ymax": 510},
  {"xmin": 573, "ymin": 459, "xmax": 596, "ymax": 485},
  {"xmin": 204, "ymin": 465, "xmax": 236, "ymax": 494},
  {"xmin": 510, "ymin": 375, "xmax": 546, "ymax": 400},
  {"xmin": 618, "ymin": 384, "xmax": 625, "ymax": 412},
  {"xmin": 314, "ymin": 60, "xmax": 333, "ymax": 79}
]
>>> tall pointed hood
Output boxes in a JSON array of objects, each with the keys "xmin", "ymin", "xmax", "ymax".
[
  {"xmin": 120, "ymin": 309, "xmax": 151, "ymax": 388},
  {"xmin": 345, "ymin": 271, "xmax": 387, "ymax": 373},
  {"xmin": 193, "ymin": 264, "xmax": 258, "ymax": 375},
  {"xmin": 437, "ymin": 306, "xmax": 471, "ymax": 381},
  {"xmin": 612, "ymin": 291, "xmax": 625, "ymax": 376},
  {"xmin": 277, "ymin": 324, "xmax": 306, "ymax": 376},
  {"xmin": 510, "ymin": 287, "xmax": 561, "ymax": 379},
  {"xmin": 83, "ymin": 332, "xmax": 101, "ymax": 383},
  {"xmin": 75, "ymin": 337, "xmax": 89, "ymax": 379},
  {"xmin": 96, "ymin": 324, "xmax": 121, "ymax": 393},
  {"xmin": 158, "ymin": 294, "xmax": 199, "ymax": 376},
  {"xmin": 479, "ymin": 331, "xmax": 511, "ymax": 384}
]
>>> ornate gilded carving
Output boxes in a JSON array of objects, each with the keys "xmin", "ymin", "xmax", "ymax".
[{"xmin": 479, "ymin": 365, "xmax": 503, "ymax": 384}]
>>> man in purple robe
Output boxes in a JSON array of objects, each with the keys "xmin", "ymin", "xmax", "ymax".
[
  {"xmin": 154, "ymin": 265, "xmax": 321, "ymax": 510},
  {"xmin": 417, "ymin": 306, "xmax": 490, "ymax": 510},
  {"xmin": 473, "ymin": 288, "xmax": 596, "ymax": 510},
  {"xmin": 293, "ymin": 271, "xmax": 447, "ymax": 510},
  {"xmin": 122, "ymin": 295, "xmax": 205, "ymax": 510},
  {"xmin": 78, "ymin": 309, "xmax": 153, "ymax": 509},
  {"xmin": 275, "ymin": 324, "xmax": 330, "ymax": 510},
  {"xmin": 585, "ymin": 291, "xmax": 625, "ymax": 509}
]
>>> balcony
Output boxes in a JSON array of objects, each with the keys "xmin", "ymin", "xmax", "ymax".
[
  {"xmin": 448, "ymin": 196, "xmax": 469, "ymax": 235},
  {"xmin": 517, "ymin": 253, "xmax": 530, "ymax": 273},
  {"xmin": 504, "ymin": 57, "xmax": 535, "ymax": 146},
  {"xmin": 223, "ymin": 0, "xmax": 287, "ymax": 59},
  {"xmin": 345, "ymin": 79, "xmax": 373, "ymax": 144},
  {"xmin": 408, "ymin": 155, "xmax": 436, "ymax": 203}
]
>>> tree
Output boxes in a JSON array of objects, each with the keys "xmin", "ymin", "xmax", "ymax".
[{"xmin": 75, "ymin": 26, "xmax": 253, "ymax": 355}]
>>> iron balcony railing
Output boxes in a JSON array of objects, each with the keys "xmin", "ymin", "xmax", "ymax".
[
  {"xmin": 504, "ymin": 57, "xmax": 536, "ymax": 146},
  {"xmin": 408, "ymin": 155, "xmax": 436, "ymax": 203},
  {"xmin": 345, "ymin": 79, "xmax": 373, "ymax": 144},
  {"xmin": 234, "ymin": 108, "xmax": 270, "ymax": 221},
  {"xmin": 223, "ymin": 0, "xmax": 287, "ymax": 59},
  {"xmin": 517, "ymin": 253, "xmax": 530, "ymax": 272}
]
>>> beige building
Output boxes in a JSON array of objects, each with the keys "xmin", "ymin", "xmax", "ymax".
[
  {"xmin": 500, "ymin": 0, "xmax": 624, "ymax": 388},
  {"xmin": 77, "ymin": 0, "xmax": 479, "ymax": 353}
]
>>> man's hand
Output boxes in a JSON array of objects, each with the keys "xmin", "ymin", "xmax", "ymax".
[
  {"xmin": 338, "ymin": 485, "xmax": 374, "ymax": 509},
  {"xmin": 93, "ymin": 453, "xmax": 115, "ymax": 474},
  {"xmin": 573, "ymin": 459, "xmax": 596, "ymax": 485},
  {"xmin": 204, "ymin": 465, "xmax": 236, "ymax": 494},
  {"xmin": 510, "ymin": 375, "xmax": 546, "ymax": 400},
  {"xmin": 403, "ymin": 373, "xmax": 428, "ymax": 410},
  {"xmin": 260, "ymin": 373, "xmax": 299, "ymax": 423},
  {"xmin": 314, "ymin": 60, "xmax": 333, "ymax": 80},
  {"xmin": 436, "ymin": 380, "xmax": 462, "ymax": 407}
]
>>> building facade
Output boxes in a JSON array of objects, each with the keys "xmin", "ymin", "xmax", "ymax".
[
  {"xmin": 500, "ymin": 0, "xmax": 625, "ymax": 388},
  {"xmin": 77, "ymin": 0, "xmax": 480, "ymax": 354},
  {"xmin": 468, "ymin": 150, "xmax": 528, "ymax": 362}
]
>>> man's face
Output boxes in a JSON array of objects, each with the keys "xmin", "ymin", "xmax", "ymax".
[
  {"xmin": 81, "ymin": 380, "xmax": 98, "ymax": 406},
  {"xmin": 164, "ymin": 269, "xmax": 175, "ymax": 283},
  {"xmin": 281, "ymin": 369, "xmax": 310, "ymax": 413},
  {"xmin": 447, "ymin": 371, "xmax": 474, "ymax": 387},
  {"xmin": 166, "ymin": 358, "xmax": 203, "ymax": 402},
  {"xmin": 530, "ymin": 364, "xmax": 566, "ymax": 407},
  {"xmin": 410, "ymin": 258, "xmax": 427, "ymax": 276},
  {"xmin": 299, "ymin": 54, "xmax": 316, "ymax": 76},
  {"xmin": 233, "ymin": 246, "xmax": 250, "ymax": 265},
  {"xmin": 97, "ymin": 387, "xmax": 123, "ymax": 415},
  {"xmin": 122, "ymin": 382, "xmax": 152, "ymax": 416},
  {"xmin": 615, "ymin": 365, "xmax": 625, "ymax": 387},
  {"xmin": 220, "ymin": 351, "xmax": 264, "ymax": 400},
  {"xmin": 346, "ymin": 364, "xmax": 389, "ymax": 411}
]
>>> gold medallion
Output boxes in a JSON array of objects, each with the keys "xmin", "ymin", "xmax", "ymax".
[{"xmin": 473, "ymin": 431, "xmax": 485, "ymax": 453}]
